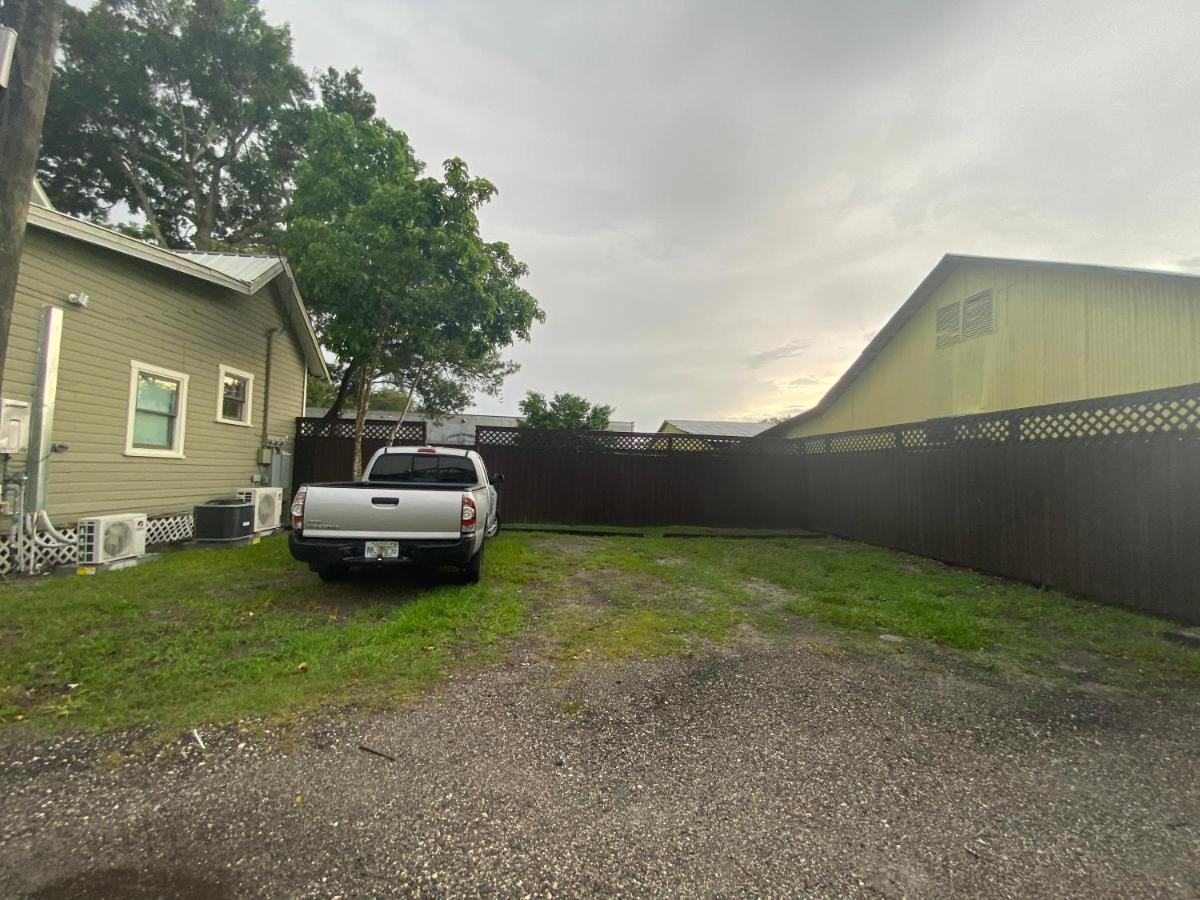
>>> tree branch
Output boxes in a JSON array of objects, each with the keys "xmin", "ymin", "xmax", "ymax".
[
  {"xmin": 117, "ymin": 155, "xmax": 169, "ymax": 246},
  {"xmin": 387, "ymin": 361, "xmax": 426, "ymax": 445},
  {"xmin": 223, "ymin": 216, "xmax": 274, "ymax": 247},
  {"xmin": 227, "ymin": 122, "xmax": 257, "ymax": 160}
]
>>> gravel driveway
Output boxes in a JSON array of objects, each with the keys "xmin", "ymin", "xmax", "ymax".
[{"xmin": 1, "ymin": 640, "xmax": 1197, "ymax": 898}]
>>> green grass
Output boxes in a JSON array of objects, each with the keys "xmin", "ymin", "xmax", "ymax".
[
  {"xmin": 560, "ymin": 534, "xmax": 1200, "ymax": 686},
  {"xmin": 0, "ymin": 534, "xmax": 554, "ymax": 734},
  {"xmin": 0, "ymin": 530, "xmax": 1195, "ymax": 737}
]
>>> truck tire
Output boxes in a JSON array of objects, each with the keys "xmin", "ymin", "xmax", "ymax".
[
  {"xmin": 317, "ymin": 564, "xmax": 349, "ymax": 583},
  {"xmin": 462, "ymin": 542, "xmax": 484, "ymax": 584}
]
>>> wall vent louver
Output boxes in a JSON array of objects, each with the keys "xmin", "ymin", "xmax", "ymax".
[
  {"xmin": 962, "ymin": 290, "xmax": 995, "ymax": 338},
  {"xmin": 935, "ymin": 301, "xmax": 962, "ymax": 348}
]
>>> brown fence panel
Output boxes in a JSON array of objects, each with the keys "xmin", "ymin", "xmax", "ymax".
[
  {"xmin": 476, "ymin": 385, "xmax": 1200, "ymax": 622},
  {"xmin": 794, "ymin": 436, "xmax": 1200, "ymax": 621},
  {"xmin": 292, "ymin": 418, "xmax": 426, "ymax": 493},
  {"xmin": 289, "ymin": 388, "xmax": 1200, "ymax": 621},
  {"xmin": 476, "ymin": 428, "xmax": 805, "ymax": 528}
]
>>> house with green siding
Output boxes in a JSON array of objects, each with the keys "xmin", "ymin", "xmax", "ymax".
[{"xmin": 5, "ymin": 197, "xmax": 328, "ymax": 544}]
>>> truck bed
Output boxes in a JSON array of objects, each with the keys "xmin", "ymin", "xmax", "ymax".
[{"xmin": 299, "ymin": 482, "xmax": 476, "ymax": 541}]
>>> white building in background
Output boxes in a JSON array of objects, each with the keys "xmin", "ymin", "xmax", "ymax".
[{"xmin": 305, "ymin": 408, "xmax": 636, "ymax": 446}]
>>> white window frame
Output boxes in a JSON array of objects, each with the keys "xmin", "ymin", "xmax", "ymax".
[
  {"xmin": 215, "ymin": 364, "xmax": 255, "ymax": 427},
  {"xmin": 125, "ymin": 360, "xmax": 189, "ymax": 458}
]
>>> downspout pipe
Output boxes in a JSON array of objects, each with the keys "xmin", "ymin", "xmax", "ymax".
[
  {"xmin": 26, "ymin": 305, "xmax": 62, "ymax": 513},
  {"xmin": 261, "ymin": 327, "xmax": 280, "ymax": 475}
]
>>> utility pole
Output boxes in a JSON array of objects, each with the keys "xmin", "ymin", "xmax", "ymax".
[{"xmin": 0, "ymin": 0, "xmax": 65, "ymax": 396}]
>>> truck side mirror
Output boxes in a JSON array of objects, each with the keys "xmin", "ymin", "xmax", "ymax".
[{"xmin": 491, "ymin": 472, "xmax": 505, "ymax": 485}]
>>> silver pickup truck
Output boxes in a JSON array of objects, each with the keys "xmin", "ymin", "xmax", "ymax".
[{"xmin": 288, "ymin": 446, "xmax": 501, "ymax": 583}]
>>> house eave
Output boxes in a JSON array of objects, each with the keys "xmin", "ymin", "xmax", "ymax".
[{"xmin": 25, "ymin": 205, "xmax": 329, "ymax": 381}]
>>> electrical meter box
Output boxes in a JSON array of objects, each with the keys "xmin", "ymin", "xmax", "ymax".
[{"xmin": 0, "ymin": 399, "xmax": 31, "ymax": 454}]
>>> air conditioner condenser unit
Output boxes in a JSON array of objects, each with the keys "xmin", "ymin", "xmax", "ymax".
[
  {"xmin": 77, "ymin": 513, "xmax": 148, "ymax": 565},
  {"xmin": 236, "ymin": 487, "xmax": 283, "ymax": 533}
]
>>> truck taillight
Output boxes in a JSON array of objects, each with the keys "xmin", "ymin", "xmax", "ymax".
[
  {"xmin": 291, "ymin": 487, "xmax": 306, "ymax": 530},
  {"xmin": 461, "ymin": 495, "xmax": 477, "ymax": 531}
]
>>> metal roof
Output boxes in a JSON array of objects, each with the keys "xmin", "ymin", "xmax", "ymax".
[
  {"xmin": 760, "ymin": 253, "xmax": 1200, "ymax": 437},
  {"xmin": 660, "ymin": 419, "xmax": 770, "ymax": 437},
  {"xmin": 25, "ymin": 206, "xmax": 328, "ymax": 379},
  {"xmin": 174, "ymin": 250, "xmax": 284, "ymax": 290}
]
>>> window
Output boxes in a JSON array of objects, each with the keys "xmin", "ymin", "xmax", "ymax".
[
  {"xmin": 216, "ymin": 364, "xmax": 254, "ymax": 426},
  {"xmin": 367, "ymin": 453, "xmax": 479, "ymax": 485},
  {"xmin": 125, "ymin": 361, "xmax": 188, "ymax": 458}
]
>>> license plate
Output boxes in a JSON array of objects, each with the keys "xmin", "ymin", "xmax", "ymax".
[{"xmin": 364, "ymin": 541, "xmax": 400, "ymax": 559}]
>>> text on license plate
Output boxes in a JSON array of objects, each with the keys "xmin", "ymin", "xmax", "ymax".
[{"xmin": 364, "ymin": 541, "xmax": 400, "ymax": 559}]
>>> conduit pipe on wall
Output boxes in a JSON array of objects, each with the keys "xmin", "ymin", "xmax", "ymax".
[
  {"xmin": 26, "ymin": 305, "xmax": 62, "ymax": 513},
  {"xmin": 26, "ymin": 509, "xmax": 74, "ymax": 545}
]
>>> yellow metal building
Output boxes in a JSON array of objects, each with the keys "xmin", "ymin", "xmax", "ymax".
[{"xmin": 764, "ymin": 255, "xmax": 1200, "ymax": 438}]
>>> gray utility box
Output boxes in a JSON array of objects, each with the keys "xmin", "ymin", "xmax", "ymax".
[{"xmin": 194, "ymin": 498, "xmax": 254, "ymax": 543}]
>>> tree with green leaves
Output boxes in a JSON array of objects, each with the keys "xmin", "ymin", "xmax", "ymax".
[
  {"xmin": 519, "ymin": 392, "xmax": 614, "ymax": 431},
  {"xmin": 37, "ymin": 0, "xmax": 311, "ymax": 249},
  {"xmin": 284, "ymin": 110, "xmax": 543, "ymax": 476}
]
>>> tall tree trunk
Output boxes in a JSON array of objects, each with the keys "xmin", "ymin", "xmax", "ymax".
[
  {"xmin": 0, "ymin": 0, "xmax": 65, "ymax": 395},
  {"xmin": 319, "ymin": 357, "xmax": 358, "ymax": 436},
  {"xmin": 351, "ymin": 337, "xmax": 384, "ymax": 479},
  {"xmin": 386, "ymin": 361, "xmax": 425, "ymax": 445},
  {"xmin": 351, "ymin": 366, "xmax": 371, "ymax": 480}
]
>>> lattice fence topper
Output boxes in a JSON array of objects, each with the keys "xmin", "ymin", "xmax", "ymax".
[
  {"xmin": 474, "ymin": 425, "xmax": 804, "ymax": 456},
  {"xmin": 296, "ymin": 418, "xmax": 428, "ymax": 442},
  {"xmin": 475, "ymin": 383, "xmax": 1200, "ymax": 460},
  {"xmin": 0, "ymin": 512, "xmax": 197, "ymax": 577},
  {"xmin": 806, "ymin": 383, "xmax": 1200, "ymax": 456}
]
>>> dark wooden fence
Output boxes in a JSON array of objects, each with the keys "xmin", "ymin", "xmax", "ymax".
[
  {"xmin": 290, "ymin": 386, "xmax": 1200, "ymax": 620},
  {"xmin": 474, "ymin": 428, "xmax": 807, "ymax": 528},
  {"xmin": 474, "ymin": 384, "xmax": 1200, "ymax": 622},
  {"xmin": 292, "ymin": 418, "xmax": 426, "ymax": 493}
]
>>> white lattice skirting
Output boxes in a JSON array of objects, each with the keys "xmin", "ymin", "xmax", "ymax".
[{"xmin": 0, "ymin": 513, "xmax": 195, "ymax": 576}]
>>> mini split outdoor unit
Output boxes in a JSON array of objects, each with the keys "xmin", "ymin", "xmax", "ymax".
[
  {"xmin": 237, "ymin": 487, "xmax": 283, "ymax": 533},
  {"xmin": 77, "ymin": 513, "xmax": 148, "ymax": 565}
]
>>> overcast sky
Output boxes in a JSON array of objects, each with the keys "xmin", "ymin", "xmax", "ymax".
[{"xmin": 262, "ymin": 0, "xmax": 1200, "ymax": 429}]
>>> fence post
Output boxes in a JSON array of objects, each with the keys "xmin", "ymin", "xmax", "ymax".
[{"xmin": 667, "ymin": 433, "xmax": 674, "ymax": 455}]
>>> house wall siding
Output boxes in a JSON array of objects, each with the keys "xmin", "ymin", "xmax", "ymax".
[
  {"xmin": 4, "ymin": 228, "xmax": 308, "ymax": 522},
  {"xmin": 787, "ymin": 262, "xmax": 1200, "ymax": 437}
]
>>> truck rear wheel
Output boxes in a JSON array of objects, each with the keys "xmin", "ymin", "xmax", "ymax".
[{"xmin": 462, "ymin": 543, "xmax": 484, "ymax": 584}]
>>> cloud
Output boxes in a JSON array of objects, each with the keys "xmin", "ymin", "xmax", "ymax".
[
  {"xmin": 264, "ymin": 0, "xmax": 1200, "ymax": 427},
  {"xmin": 788, "ymin": 374, "xmax": 825, "ymax": 387},
  {"xmin": 745, "ymin": 340, "xmax": 811, "ymax": 370}
]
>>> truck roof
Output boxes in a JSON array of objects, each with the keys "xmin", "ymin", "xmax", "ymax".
[{"xmin": 379, "ymin": 445, "xmax": 472, "ymax": 458}]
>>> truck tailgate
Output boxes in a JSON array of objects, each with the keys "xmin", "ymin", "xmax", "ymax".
[{"xmin": 302, "ymin": 484, "xmax": 463, "ymax": 540}]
